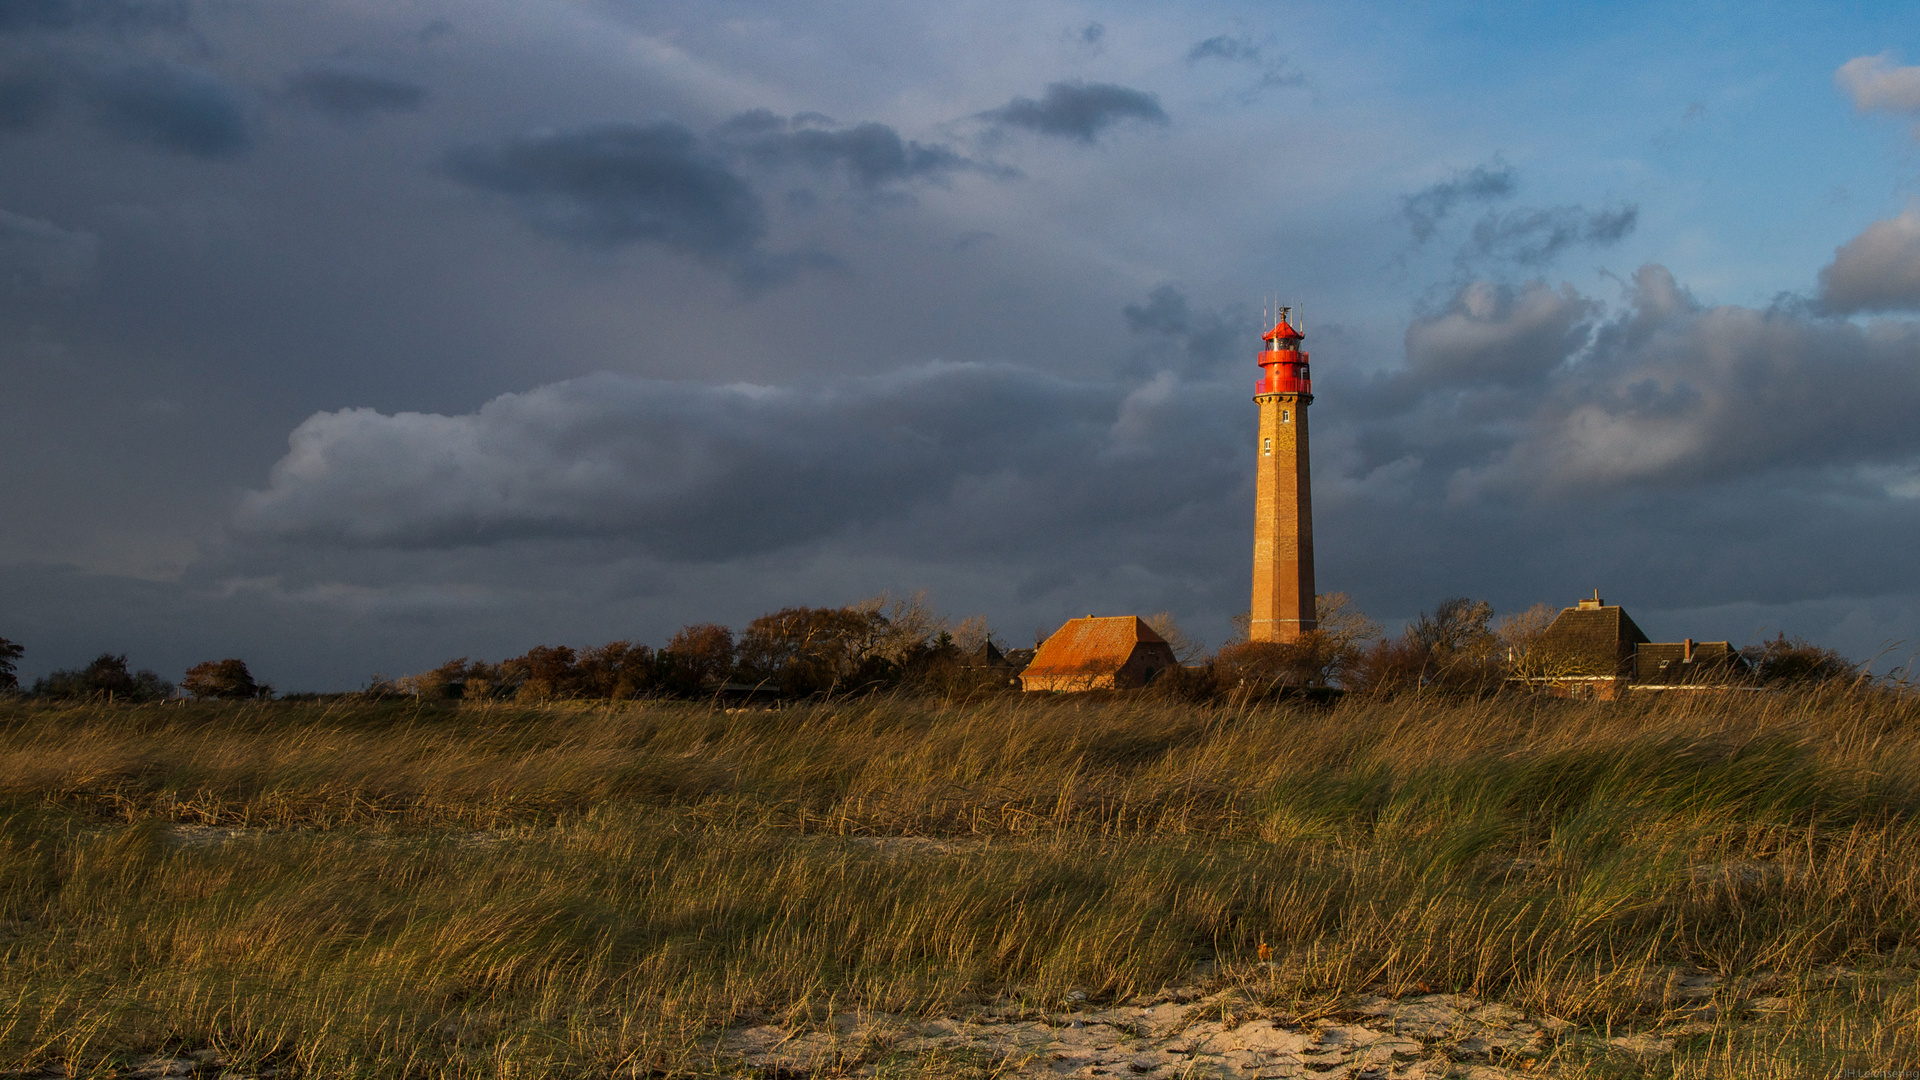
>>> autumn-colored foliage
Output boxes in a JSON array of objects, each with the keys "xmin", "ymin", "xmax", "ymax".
[
  {"xmin": 662, "ymin": 623, "xmax": 735, "ymax": 695},
  {"xmin": 182, "ymin": 658, "xmax": 263, "ymax": 700},
  {"xmin": 1743, "ymin": 632, "xmax": 1859, "ymax": 686}
]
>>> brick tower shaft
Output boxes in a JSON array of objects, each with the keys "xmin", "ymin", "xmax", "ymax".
[{"xmin": 1250, "ymin": 311, "xmax": 1316, "ymax": 643}]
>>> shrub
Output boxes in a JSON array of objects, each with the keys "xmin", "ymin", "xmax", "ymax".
[
  {"xmin": 403, "ymin": 657, "xmax": 477, "ymax": 700},
  {"xmin": 736, "ymin": 606, "xmax": 896, "ymax": 697},
  {"xmin": 1215, "ymin": 633, "xmax": 1349, "ymax": 693},
  {"xmin": 576, "ymin": 641, "xmax": 657, "ymax": 700},
  {"xmin": 1344, "ymin": 598, "xmax": 1504, "ymax": 699},
  {"xmin": 503, "ymin": 645, "xmax": 581, "ymax": 702},
  {"xmin": 359, "ymin": 674, "xmax": 412, "ymax": 701},
  {"xmin": 182, "ymin": 659, "xmax": 264, "ymax": 700},
  {"xmin": 884, "ymin": 631, "xmax": 1031, "ymax": 702},
  {"xmin": 661, "ymin": 623, "xmax": 734, "ymax": 695},
  {"xmin": 1408, "ymin": 597, "xmax": 1495, "ymax": 657},
  {"xmin": 35, "ymin": 653, "xmax": 174, "ymax": 701},
  {"xmin": 0, "ymin": 636, "xmax": 20, "ymax": 692},
  {"xmin": 1218, "ymin": 593, "xmax": 1383, "ymax": 696},
  {"xmin": 1345, "ymin": 637, "xmax": 1431, "ymax": 697},
  {"xmin": 1744, "ymin": 633, "xmax": 1857, "ymax": 685},
  {"xmin": 1143, "ymin": 612, "xmax": 1205, "ymax": 664}
]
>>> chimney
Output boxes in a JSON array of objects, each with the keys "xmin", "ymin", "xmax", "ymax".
[
  {"xmin": 1577, "ymin": 589, "xmax": 1604, "ymax": 611},
  {"xmin": 1683, "ymin": 638, "xmax": 1695, "ymax": 663}
]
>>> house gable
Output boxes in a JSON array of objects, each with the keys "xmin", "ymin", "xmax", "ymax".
[{"xmin": 1538, "ymin": 602, "xmax": 1650, "ymax": 677}]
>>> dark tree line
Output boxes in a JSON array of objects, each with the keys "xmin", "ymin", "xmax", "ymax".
[
  {"xmin": 0, "ymin": 594, "xmax": 1874, "ymax": 706},
  {"xmin": 30, "ymin": 653, "xmax": 175, "ymax": 702},
  {"xmin": 389, "ymin": 596, "xmax": 1008, "ymax": 703},
  {"xmin": 0, "ymin": 637, "xmax": 23, "ymax": 692},
  {"xmin": 0, "ymin": 638, "xmax": 269, "ymax": 702},
  {"xmin": 1175, "ymin": 595, "xmax": 1872, "ymax": 704}
]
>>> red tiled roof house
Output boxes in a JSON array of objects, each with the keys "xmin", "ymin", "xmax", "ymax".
[{"xmin": 1019, "ymin": 616, "xmax": 1179, "ymax": 692}]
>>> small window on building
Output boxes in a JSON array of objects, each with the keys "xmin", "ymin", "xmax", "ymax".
[
  {"xmin": 1263, "ymin": 437, "xmax": 1272, "ymax": 455},
  {"xmin": 1281, "ymin": 409, "xmax": 1290, "ymax": 423}
]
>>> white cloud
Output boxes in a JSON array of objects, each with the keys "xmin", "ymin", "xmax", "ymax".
[
  {"xmin": 1818, "ymin": 206, "xmax": 1920, "ymax": 313},
  {"xmin": 1403, "ymin": 280, "xmax": 1597, "ymax": 385},
  {"xmin": 1373, "ymin": 266, "xmax": 1920, "ymax": 496},
  {"xmin": 1836, "ymin": 53, "xmax": 1920, "ymax": 114},
  {"xmin": 234, "ymin": 362, "xmax": 1243, "ymax": 559}
]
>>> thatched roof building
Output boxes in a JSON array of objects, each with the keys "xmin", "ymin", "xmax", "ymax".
[
  {"xmin": 1019, "ymin": 616, "xmax": 1178, "ymax": 692},
  {"xmin": 1524, "ymin": 592, "xmax": 1749, "ymax": 699},
  {"xmin": 1537, "ymin": 593, "xmax": 1650, "ymax": 679}
]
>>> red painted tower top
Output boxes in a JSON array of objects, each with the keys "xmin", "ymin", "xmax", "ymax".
[
  {"xmin": 1256, "ymin": 307, "xmax": 1311, "ymax": 398},
  {"xmin": 1262, "ymin": 318, "xmax": 1303, "ymax": 344}
]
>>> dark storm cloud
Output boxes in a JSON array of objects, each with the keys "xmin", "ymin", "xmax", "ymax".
[
  {"xmin": 980, "ymin": 81, "xmax": 1168, "ymax": 143},
  {"xmin": 0, "ymin": 558, "xmax": 619, "ymax": 693},
  {"xmin": 714, "ymin": 109, "xmax": 980, "ymax": 189},
  {"xmin": 1184, "ymin": 33, "xmax": 1304, "ymax": 92},
  {"xmin": 1317, "ymin": 466, "xmax": 1920, "ymax": 646},
  {"xmin": 767, "ymin": 123, "xmax": 968, "ymax": 186},
  {"xmin": 0, "ymin": 67, "xmax": 58, "ymax": 129},
  {"xmin": 1465, "ymin": 204, "xmax": 1637, "ymax": 266},
  {"xmin": 1187, "ymin": 34, "xmax": 1258, "ymax": 63},
  {"xmin": 1403, "ymin": 164, "xmax": 1633, "ymax": 267},
  {"xmin": 1122, "ymin": 284, "xmax": 1197, "ymax": 335},
  {"xmin": 1817, "ymin": 207, "xmax": 1920, "ymax": 313},
  {"xmin": 0, "ymin": 0, "xmax": 185, "ymax": 34},
  {"xmin": 1403, "ymin": 163, "xmax": 1517, "ymax": 242},
  {"xmin": 1352, "ymin": 266, "xmax": 1920, "ymax": 498},
  {"xmin": 84, "ymin": 61, "xmax": 249, "ymax": 156},
  {"xmin": 1280, "ymin": 265, "xmax": 1920, "ymax": 649},
  {"xmin": 0, "ymin": 0, "xmax": 202, "ymax": 140},
  {"xmin": 1398, "ymin": 280, "xmax": 1599, "ymax": 390},
  {"xmin": 231, "ymin": 363, "xmax": 1240, "ymax": 561},
  {"xmin": 0, "ymin": 206, "xmax": 97, "ymax": 288},
  {"xmin": 218, "ymin": 262, "xmax": 1920, "ymax": 673},
  {"xmin": 7, "ymin": 3, "xmax": 1918, "ymax": 694},
  {"xmin": 246, "ymin": 259, "xmax": 1920, "ymax": 569},
  {"xmin": 1497, "ymin": 267, "xmax": 1920, "ymax": 491},
  {"xmin": 1123, "ymin": 284, "xmax": 1243, "ymax": 375},
  {"xmin": 108, "ymin": 252, "xmax": 1920, "ymax": 688},
  {"xmin": 445, "ymin": 122, "xmax": 767, "ymax": 259},
  {"xmin": 286, "ymin": 63, "xmax": 427, "ymax": 121},
  {"xmin": 0, "ymin": 0, "xmax": 79, "ymax": 31}
]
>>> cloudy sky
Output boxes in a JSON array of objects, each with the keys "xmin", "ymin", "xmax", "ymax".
[{"xmin": 7, "ymin": 0, "xmax": 1920, "ymax": 689}]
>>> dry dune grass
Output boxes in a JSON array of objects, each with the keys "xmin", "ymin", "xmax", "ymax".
[{"xmin": 2, "ymin": 688, "xmax": 1919, "ymax": 1077}]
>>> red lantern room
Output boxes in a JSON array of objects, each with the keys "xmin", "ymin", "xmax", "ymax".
[{"xmin": 1257, "ymin": 309, "xmax": 1311, "ymax": 397}]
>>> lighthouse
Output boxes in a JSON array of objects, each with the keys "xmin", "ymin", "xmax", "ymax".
[{"xmin": 1249, "ymin": 308, "xmax": 1316, "ymax": 643}]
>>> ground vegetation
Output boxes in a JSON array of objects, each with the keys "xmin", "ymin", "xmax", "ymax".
[
  {"xmin": 2, "ymin": 687, "xmax": 1918, "ymax": 1077},
  {"xmin": 28, "ymin": 652, "xmax": 173, "ymax": 702},
  {"xmin": 181, "ymin": 659, "xmax": 265, "ymax": 700},
  {"xmin": 1742, "ymin": 632, "xmax": 1861, "ymax": 685}
]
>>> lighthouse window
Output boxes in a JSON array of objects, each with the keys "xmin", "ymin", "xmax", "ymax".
[
  {"xmin": 1263, "ymin": 438, "xmax": 1272, "ymax": 455},
  {"xmin": 1281, "ymin": 409, "xmax": 1290, "ymax": 423}
]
